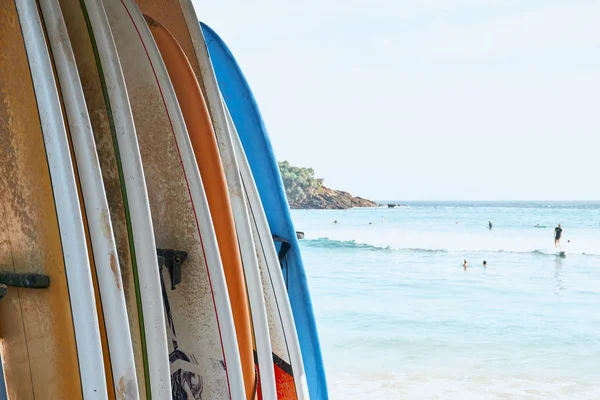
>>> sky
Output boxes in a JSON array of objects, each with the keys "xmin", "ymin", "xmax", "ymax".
[{"xmin": 194, "ymin": 0, "xmax": 600, "ymax": 201}]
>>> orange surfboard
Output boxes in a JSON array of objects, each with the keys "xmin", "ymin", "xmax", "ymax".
[{"xmin": 146, "ymin": 16, "xmax": 257, "ymax": 399}]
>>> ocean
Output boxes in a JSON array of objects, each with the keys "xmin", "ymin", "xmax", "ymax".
[{"xmin": 292, "ymin": 201, "xmax": 600, "ymax": 399}]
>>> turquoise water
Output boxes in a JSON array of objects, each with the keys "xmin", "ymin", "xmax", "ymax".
[{"xmin": 293, "ymin": 202, "xmax": 600, "ymax": 399}]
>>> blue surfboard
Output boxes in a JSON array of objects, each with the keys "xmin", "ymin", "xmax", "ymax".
[{"xmin": 201, "ymin": 22, "xmax": 329, "ymax": 399}]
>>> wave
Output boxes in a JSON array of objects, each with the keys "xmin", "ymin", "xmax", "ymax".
[
  {"xmin": 301, "ymin": 238, "xmax": 393, "ymax": 251},
  {"xmin": 301, "ymin": 237, "xmax": 600, "ymax": 257}
]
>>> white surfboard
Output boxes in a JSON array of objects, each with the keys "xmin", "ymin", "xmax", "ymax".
[
  {"xmin": 71, "ymin": 0, "xmax": 171, "ymax": 397},
  {"xmin": 15, "ymin": 0, "xmax": 107, "ymax": 397},
  {"xmin": 102, "ymin": 0, "xmax": 245, "ymax": 398},
  {"xmin": 178, "ymin": 6, "xmax": 277, "ymax": 397},
  {"xmin": 38, "ymin": 0, "xmax": 140, "ymax": 397},
  {"xmin": 226, "ymin": 104, "xmax": 310, "ymax": 399}
]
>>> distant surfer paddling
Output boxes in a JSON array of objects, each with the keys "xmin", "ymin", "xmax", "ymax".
[{"xmin": 554, "ymin": 224, "xmax": 563, "ymax": 248}]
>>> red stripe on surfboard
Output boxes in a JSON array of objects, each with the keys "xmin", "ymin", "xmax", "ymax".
[
  {"xmin": 275, "ymin": 362, "xmax": 296, "ymax": 399},
  {"xmin": 255, "ymin": 349, "xmax": 297, "ymax": 399}
]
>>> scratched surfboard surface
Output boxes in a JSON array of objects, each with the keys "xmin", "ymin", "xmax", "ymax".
[
  {"xmin": 0, "ymin": 2, "xmax": 84, "ymax": 397},
  {"xmin": 0, "ymin": 1, "xmax": 107, "ymax": 398},
  {"xmin": 103, "ymin": 0, "xmax": 243, "ymax": 398},
  {"xmin": 145, "ymin": 11, "xmax": 257, "ymax": 400},
  {"xmin": 59, "ymin": 0, "xmax": 172, "ymax": 397}
]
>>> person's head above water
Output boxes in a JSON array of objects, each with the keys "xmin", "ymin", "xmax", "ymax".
[{"xmin": 483, "ymin": 260, "xmax": 487, "ymax": 266}]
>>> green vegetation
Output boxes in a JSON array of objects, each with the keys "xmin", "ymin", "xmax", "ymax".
[{"xmin": 278, "ymin": 161, "xmax": 323, "ymax": 205}]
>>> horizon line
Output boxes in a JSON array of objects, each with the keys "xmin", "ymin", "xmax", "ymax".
[{"xmin": 373, "ymin": 199, "xmax": 600, "ymax": 202}]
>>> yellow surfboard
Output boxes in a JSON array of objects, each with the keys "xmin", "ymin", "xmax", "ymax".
[{"xmin": 0, "ymin": 0, "xmax": 107, "ymax": 398}]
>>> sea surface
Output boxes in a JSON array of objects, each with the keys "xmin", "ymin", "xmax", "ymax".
[{"xmin": 292, "ymin": 201, "xmax": 600, "ymax": 399}]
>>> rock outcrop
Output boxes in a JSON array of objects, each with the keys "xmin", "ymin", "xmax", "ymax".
[{"xmin": 290, "ymin": 186, "xmax": 377, "ymax": 210}]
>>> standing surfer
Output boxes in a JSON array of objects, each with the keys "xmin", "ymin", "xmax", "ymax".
[
  {"xmin": 488, "ymin": 221, "xmax": 492, "ymax": 230},
  {"xmin": 554, "ymin": 224, "xmax": 563, "ymax": 248}
]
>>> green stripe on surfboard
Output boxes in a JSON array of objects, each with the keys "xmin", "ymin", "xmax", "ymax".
[{"xmin": 78, "ymin": 1, "xmax": 152, "ymax": 397}]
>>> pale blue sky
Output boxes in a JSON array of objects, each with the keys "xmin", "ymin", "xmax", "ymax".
[{"xmin": 194, "ymin": 0, "xmax": 600, "ymax": 200}]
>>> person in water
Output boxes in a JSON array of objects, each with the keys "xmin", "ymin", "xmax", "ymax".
[
  {"xmin": 483, "ymin": 260, "xmax": 487, "ymax": 267},
  {"xmin": 488, "ymin": 221, "xmax": 492, "ymax": 230},
  {"xmin": 333, "ymin": 220, "xmax": 338, "ymax": 224},
  {"xmin": 554, "ymin": 224, "xmax": 563, "ymax": 248},
  {"xmin": 463, "ymin": 259, "xmax": 468, "ymax": 271}
]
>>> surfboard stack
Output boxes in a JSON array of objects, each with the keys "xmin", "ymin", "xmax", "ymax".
[{"xmin": 0, "ymin": 0, "xmax": 327, "ymax": 399}]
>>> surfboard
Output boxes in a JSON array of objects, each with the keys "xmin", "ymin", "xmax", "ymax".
[
  {"xmin": 134, "ymin": 5, "xmax": 278, "ymax": 398},
  {"xmin": 226, "ymin": 105, "xmax": 309, "ymax": 399},
  {"xmin": 0, "ymin": 0, "xmax": 107, "ymax": 398},
  {"xmin": 39, "ymin": 0, "xmax": 140, "ymax": 397},
  {"xmin": 58, "ymin": 0, "xmax": 171, "ymax": 397},
  {"xmin": 201, "ymin": 22, "xmax": 329, "ymax": 399},
  {"xmin": 103, "ymin": 0, "xmax": 245, "ymax": 398},
  {"xmin": 183, "ymin": 16, "xmax": 277, "ymax": 400},
  {"xmin": 145, "ymin": 16, "xmax": 258, "ymax": 399}
]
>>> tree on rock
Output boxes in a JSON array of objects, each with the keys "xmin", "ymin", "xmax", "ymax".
[{"xmin": 278, "ymin": 161, "xmax": 323, "ymax": 207}]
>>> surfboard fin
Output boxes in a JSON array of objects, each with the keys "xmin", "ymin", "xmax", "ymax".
[
  {"xmin": 272, "ymin": 235, "xmax": 291, "ymax": 265},
  {"xmin": 0, "ymin": 271, "xmax": 50, "ymax": 300},
  {"xmin": 156, "ymin": 249, "xmax": 188, "ymax": 290},
  {"xmin": 0, "ymin": 271, "xmax": 50, "ymax": 289}
]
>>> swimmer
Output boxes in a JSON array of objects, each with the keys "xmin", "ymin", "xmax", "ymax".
[
  {"xmin": 333, "ymin": 220, "xmax": 338, "ymax": 224},
  {"xmin": 463, "ymin": 259, "xmax": 468, "ymax": 271},
  {"xmin": 483, "ymin": 260, "xmax": 487, "ymax": 267}
]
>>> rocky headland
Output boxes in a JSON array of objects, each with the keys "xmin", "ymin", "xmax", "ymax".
[
  {"xmin": 278, "ymin": 161, "xmax": 376, "ymax": 210},
  {"xmin": 290, "ymin": 186, "xmax": 377, "ymax": 210}
]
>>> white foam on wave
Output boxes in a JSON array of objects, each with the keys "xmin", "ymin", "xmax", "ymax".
[
  {"xmin": 329, "ymin": 370, "xmax": 600, "ymax": 400},
  {"xmin": 303, "ymin": 227, "xmax": 600, "ymax": 256}
]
